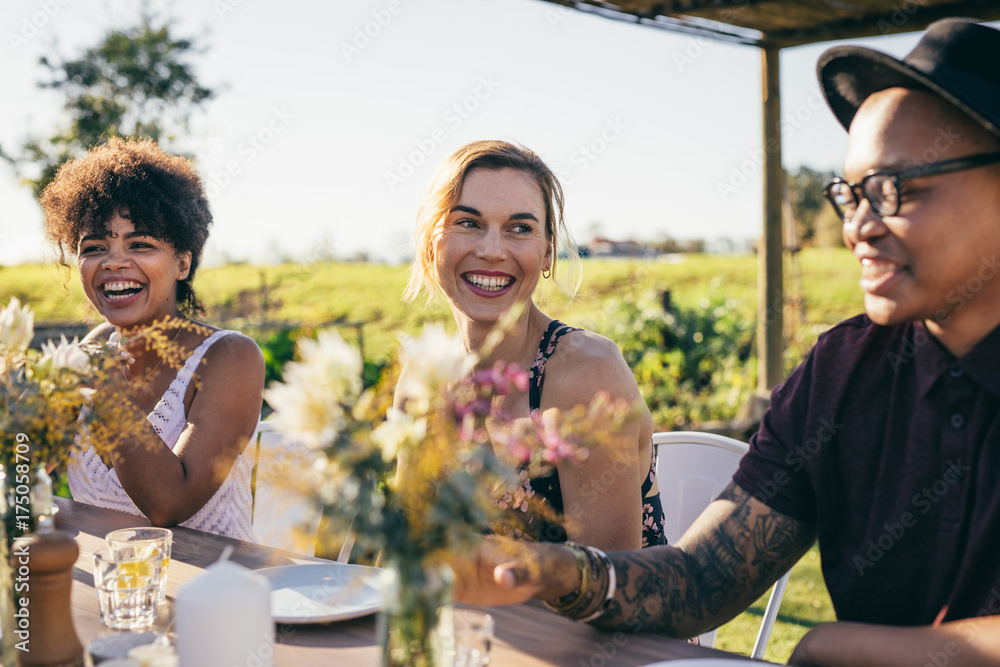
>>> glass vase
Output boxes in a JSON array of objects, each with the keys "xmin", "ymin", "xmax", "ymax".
[{"xmin": 378, "ymin": 559, "xmax": 455, "ymax": 667}]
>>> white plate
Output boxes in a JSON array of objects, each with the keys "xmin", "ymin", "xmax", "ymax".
[
  {"xmin": 641, "ymin": 660, "xmax": 769, "ymax": 666},
  {"xmin": 255, "ymin": 562, "xmax": 383, "ymax": 624}
]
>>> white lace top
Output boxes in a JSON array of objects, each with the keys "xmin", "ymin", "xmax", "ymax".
[{"xmin": 68, "ymin": 330, "xmax": 257, "ymax": 542}]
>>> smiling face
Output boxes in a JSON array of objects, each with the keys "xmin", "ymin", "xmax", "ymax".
[
  {"xmin": 433, "ymin": 167, "xmax": 552, "ymax": 326},
  {"xmin": 842, "ymin": 88, "xmax": 1000, "ymax": 351},
  {"xmin": 77, "ymin": 212, "xmax": 192, "ymax": 328}
]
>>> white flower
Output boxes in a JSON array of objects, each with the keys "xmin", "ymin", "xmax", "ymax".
[
  {"xmin": 0, "ymin": 297, "xmax": 34, "ymax": 352},
  {"xmin": 396, "ymin": 325, "xmax": 476, "ymax": 413},
  {"xmin": 371, "ymin": 408, "xmax": 427, "ymax": 462},
  {"xmin": 40, "ymin": 336, "xmax": 90, "ymax": 373},
  {"xmin": 264, "ymin": 330, "xmax": 363, "ymax": 449}
]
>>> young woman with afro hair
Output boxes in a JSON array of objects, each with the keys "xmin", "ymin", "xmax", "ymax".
[{"xmin": 42, "ymin": 137, "xmax": 264, "ymax": 540}]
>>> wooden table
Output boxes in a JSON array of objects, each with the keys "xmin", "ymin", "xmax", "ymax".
[{"xmin": 57, "ymin": 498, "xmax": 746, "ymax": 666}]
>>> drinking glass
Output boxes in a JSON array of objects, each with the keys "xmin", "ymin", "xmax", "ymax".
[
  {"xmin": 106, "ymin": 527, "xmax": 173, "ymax": 602},
  {"xmin": 453, "ymin": 609, "xmax": 494, "ymax": 667},
  {"xmin": 93, "ymin": 547, "xmax": 163, "ymax": 630}
]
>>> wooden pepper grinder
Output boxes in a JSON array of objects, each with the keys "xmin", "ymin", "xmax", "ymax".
[{"xmin": 15, "ymin": 524, "xmax": 84, "ymax": 667}]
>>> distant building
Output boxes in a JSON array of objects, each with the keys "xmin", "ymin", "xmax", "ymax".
[{"xmin": 587, "ymin": 236, "xmax": 657, "ymax": 258}]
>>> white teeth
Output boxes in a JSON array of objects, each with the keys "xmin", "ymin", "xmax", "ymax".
[
  {"xmin": 101, "ymin": 281, "xmax": 143, "ymax": 301},
  {"xmin": 466, "ymin": 274, "xmax": 512, "ymax": 291},
  {"xmin": 860, "ymin": 258, "xmax": 900, "ymax": 280}
]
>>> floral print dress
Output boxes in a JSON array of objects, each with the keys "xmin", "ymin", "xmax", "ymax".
[{"xmin": 512, "ymin": 320, "xmax": 667, "ymax": 547}]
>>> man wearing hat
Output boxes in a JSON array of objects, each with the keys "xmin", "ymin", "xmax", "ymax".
[{"xmin": 455, "ymin": 18, "xmax": 1000, "ymax": 665}]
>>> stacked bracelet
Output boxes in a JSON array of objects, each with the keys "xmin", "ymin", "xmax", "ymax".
[
  {"xmin": 542, "ymin": 542, "xmax": 617, "ymax": 623},
  {"xmin": 578, "ymin": 546, "xmax": 616, "ymax": 623},
  {"xmin": 542, "ymin": 543, "xmax": 592, "ymax": 614}
]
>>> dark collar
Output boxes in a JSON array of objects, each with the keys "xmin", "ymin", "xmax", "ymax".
[{"xmin": 914, "ymin": 320, "xmax": 1000, "ymax": 399}]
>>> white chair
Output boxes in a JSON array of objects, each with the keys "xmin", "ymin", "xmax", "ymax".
[
  {"xmin": 654, "ymin": 431, "xmax": 791, "ymax": 660},
  {"xmin": 251, "ymin": 420, "xmax": 326, "ymax": 557}
]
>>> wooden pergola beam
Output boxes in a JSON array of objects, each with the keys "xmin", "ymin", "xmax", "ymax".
[
  {"xmin": 538, "ymin": 0, "xmax": 1000, "ymax": 47},
  {"xmin": 759, "ymin": 45, "xmax": 784, "ymax": 392},
  {"xmin": 769, "ymin": 4, "xmax": 1000, "ymax": 46}
]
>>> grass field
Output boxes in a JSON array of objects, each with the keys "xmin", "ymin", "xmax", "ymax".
[
  {"xmin": 3, "ymin": 248, "xmax": 864, "ymax": 662},
  {"xmin": 4, "ymin": 248, "xmax": 864, "ymax": 362}
]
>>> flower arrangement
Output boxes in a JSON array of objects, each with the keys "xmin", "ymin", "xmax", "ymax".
[
  {"xmin": 0, "ymin": 298, "xmax": 205, "ymax": 523},
  {"xmin": 264, "ymin": 323, "xmax": 644, "ymax": 559},
  {"xmin": 265, "ymin": 325, "xmax": 516, "ymax": 566},
  {"xmin": 263, "ymin": 323, "xmax": 638, "ymax": 665},
  {"xmin": 0, "ymin": 297, "xmax": 103, "ymax": 472}
]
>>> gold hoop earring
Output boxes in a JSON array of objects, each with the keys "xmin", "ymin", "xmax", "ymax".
[{"xmin": 542, "ymin": 268, "xmax": 551, "ymax": 279}]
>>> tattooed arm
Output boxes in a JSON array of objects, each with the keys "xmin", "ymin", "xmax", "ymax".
[
  {"xmin": 455, "ymin": 481, "xmax": 815, "ymax": 638},
  {"xmin": 591, "ymin": 481, "xmax": 815, "ymax": 636}
]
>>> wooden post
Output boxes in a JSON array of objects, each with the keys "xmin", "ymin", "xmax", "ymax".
[{"xmin": 758, "ymin": 45, "xmax": 785, "ymax": 394}]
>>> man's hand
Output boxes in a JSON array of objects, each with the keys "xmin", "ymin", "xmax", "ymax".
[
  {"xmin": 452, "ymin": 537, "xmax": 579, "ymax": 607},
  {"xmin": 789, "ymin": 617, "xmax": 1000, "ymax": 667}
]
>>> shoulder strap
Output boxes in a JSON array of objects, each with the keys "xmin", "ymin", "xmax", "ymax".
[
  {"xmin": 527, "ymin": 320, "xmax": 580, "ymax": 412},
  {"xmin": 160, "ymin": 329, "xmax": 236, "ymax": 406}
]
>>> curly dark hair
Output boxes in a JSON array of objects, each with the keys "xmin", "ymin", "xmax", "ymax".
[{"xmin": 40, "ymin": 137, "xmax": 212, "ymax": 315}]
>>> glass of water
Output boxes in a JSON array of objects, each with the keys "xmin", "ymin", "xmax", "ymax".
[
  {"xmin": 453, "ymin": 608, "xmax": 494, "ymax": 667},
  {"xmin": 106, "ymin": 527, "xmax": 173, "ymax": 603},
  {"xmin": 93, "ymin": 547, "xmax": 163, "ymax": 630}
]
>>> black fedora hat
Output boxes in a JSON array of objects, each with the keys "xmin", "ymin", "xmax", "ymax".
[{"xmin": 818, "ymin": 18, "xmax": 1000, "ymax": 140}]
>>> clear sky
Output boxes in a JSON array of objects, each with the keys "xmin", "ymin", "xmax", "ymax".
[{"xmin": 1, "ymin": 0, "xmax": 983, "ymax": 267}]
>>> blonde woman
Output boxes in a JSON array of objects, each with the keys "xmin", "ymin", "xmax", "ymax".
[{"xmin": 401, "ymin": 140, "xmax": 664, "ymax": 550}]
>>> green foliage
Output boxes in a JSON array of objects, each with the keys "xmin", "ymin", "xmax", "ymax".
[
  {"xmin": 1, "ymin": 10, "xmax": 213, "ymax": 198},
  {"xmin": 363, "ymin": 359, "xmax": 388, "ymax": 390},
  {"xmin": 787, "ymin": 165, "xmax": 843, "ymax": 248},
  {"xmin": 257, "ymin": 327, "xmax": 299, "ymax": 387},
  {"xmin": 256, "ymin": 326, "xmax": 387, "ymax": 415},
  {"xmin": 594, "ymin": 291, "xmax": 756, "ymax": 429}
]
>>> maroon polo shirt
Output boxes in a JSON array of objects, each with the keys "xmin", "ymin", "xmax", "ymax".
[{"xmin": 733, "ymin": 314, "xmax": 1000, "ymax": 625}]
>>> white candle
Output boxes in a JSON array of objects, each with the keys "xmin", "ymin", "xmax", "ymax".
[
  {"xmin": 127, "ymin": 643, "xmax": 175, "ymax": 666},
  {"xmin": 175, "ymin": 559, "xmax": 273, "ymax": 667}
]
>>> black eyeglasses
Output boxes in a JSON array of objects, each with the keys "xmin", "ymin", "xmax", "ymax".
[{"xmin": 823, "ymin": 150, "xmax": 1000, "ymax": 223}]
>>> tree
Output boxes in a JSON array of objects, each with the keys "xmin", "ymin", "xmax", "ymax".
[
  {"xmin": 0, "ymin": 10, "xmax": 213, "ymax": 199},
  {"xmin": 786, "ymin": 165, "xmax": 843, "ymax": 248}
]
